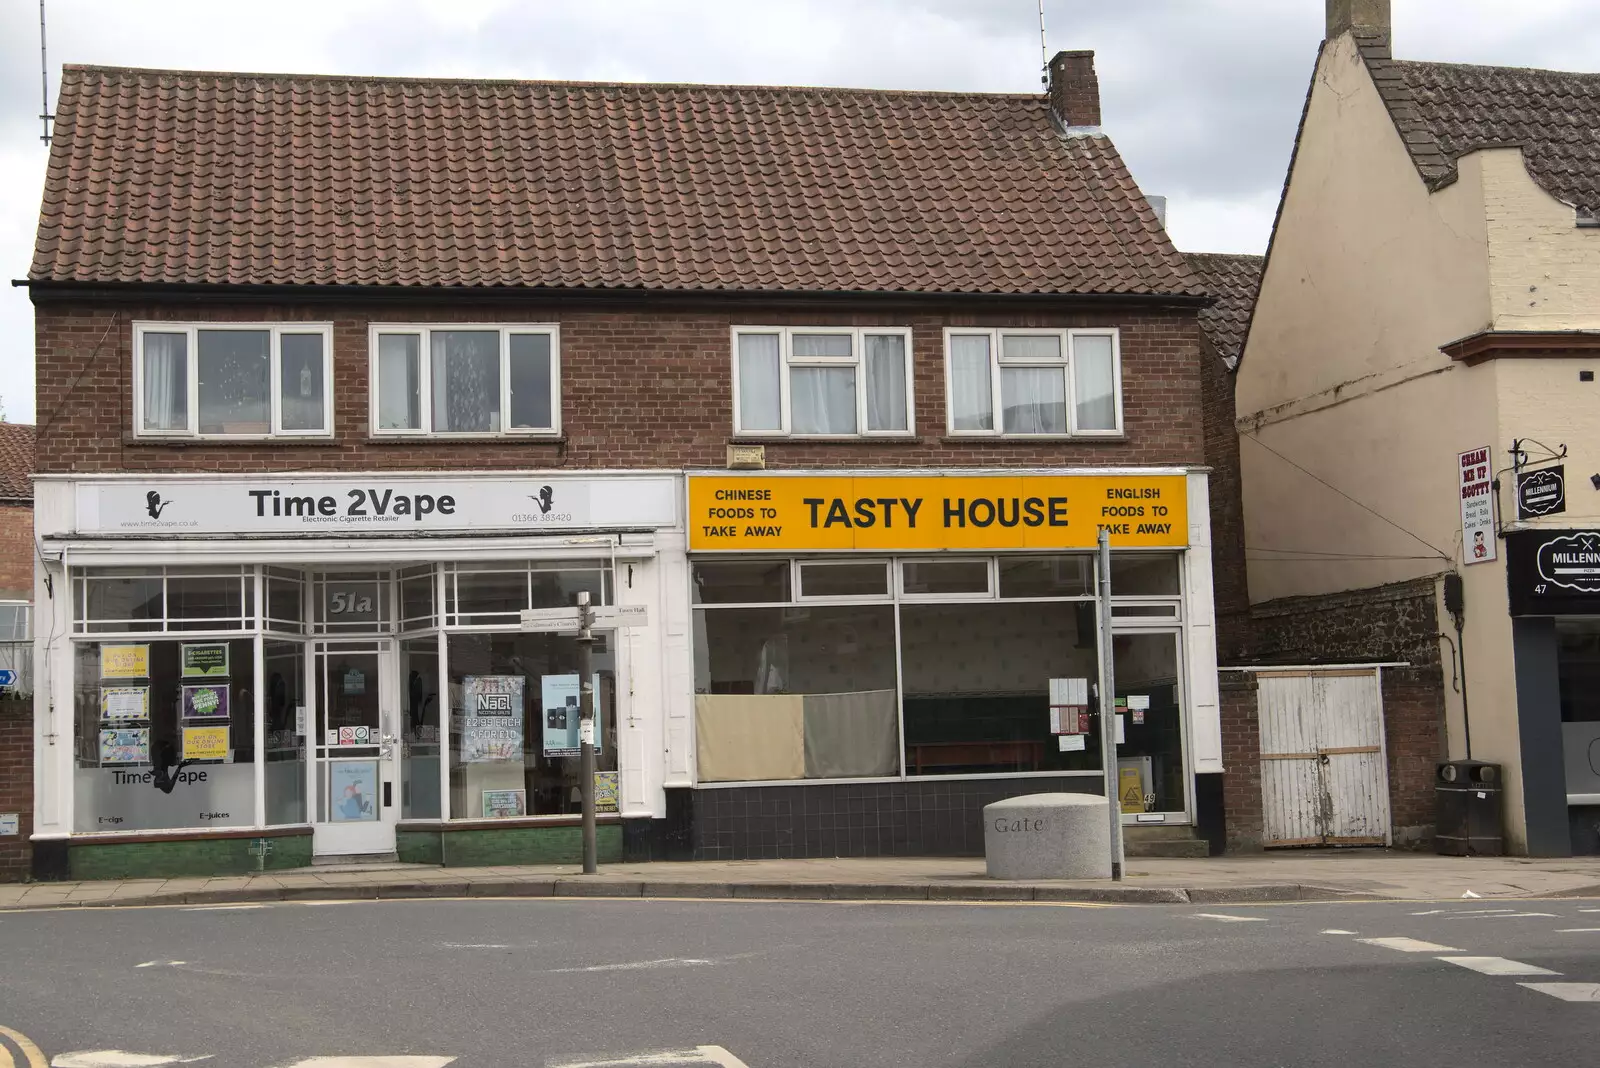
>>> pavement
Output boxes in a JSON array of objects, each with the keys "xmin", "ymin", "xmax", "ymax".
[
  {"xmin": 1, "ymin": 895, "xmax": 1598, "ymax": 1066},
  {"xmin": 4, "ymin": 849, "xmax": 1600, "ymax": 910}
]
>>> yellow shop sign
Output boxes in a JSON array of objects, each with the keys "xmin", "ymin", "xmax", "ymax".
[{"xmin": 688, "ymin": 474, "xmax": 1189, "ymax": 552}]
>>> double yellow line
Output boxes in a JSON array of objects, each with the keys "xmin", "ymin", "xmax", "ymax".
[{"xmin": 0, "ymin": 1025, "xmax": 47, "ymax": 1068}]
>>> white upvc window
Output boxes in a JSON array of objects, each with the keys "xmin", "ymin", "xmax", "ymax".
[
  {"xmin": 369, "ymin": 324, "xmax": 561, "ymax": 436},
  {"xmin": 944, "ymin": 328, "xmax": 1122, "ymax": 437},
  {"xmin": 732, "ymin": 327, "xmax": 914, "ymax": 437},
  {"xmin": 133, "ymin": 323, "xmax": 334, "ymax": 438}
]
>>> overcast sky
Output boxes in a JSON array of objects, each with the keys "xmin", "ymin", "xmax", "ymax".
[{"xmin": 0, "ymin": 0, "xmax": 1595, "ymax": 423}]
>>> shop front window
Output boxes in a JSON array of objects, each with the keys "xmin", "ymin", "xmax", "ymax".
[
  {"xmin": 73, "ymin": 638, "xmax": 256, "ymax": 832},
  {"xmin": 443, "ymin": 560, "xmax": 612, "ymax": 627},
  {"xmin": 264, "ymin": 640, "xmax": 308, "ymax": 825},
  {"xmin": 1557, "ymin": 621, "xmax": 1600, "ymax": 799},
  {"xmin": 900, "ymin": 601, "xmax": 1100, "ymax": 776},
  {"xmin": 446, "ymin": 631, "xmax": 618, "ymax": 819},
  {"xmin": 402, "ymin": 636, "xmax": 443, "ymax": 819},
  {"xmin": 694, "ymin": 604, "xmax": 900, "ymax": 782},
  {"xmin": 1112, "ymin": 632, "xmax": 1186, "ymax": 814}
]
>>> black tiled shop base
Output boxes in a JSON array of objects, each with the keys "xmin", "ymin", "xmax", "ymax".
[{"xmin": 674, "ymin": 779, "xmax": 1102, "ymax": 860}]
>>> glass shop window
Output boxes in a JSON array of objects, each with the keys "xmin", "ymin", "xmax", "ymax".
[
  {"xmin": 899, "ymin": 600, "xmax": 1102, "ymax": 777},
  {"xmin": 447, "ymin": 631, "xmax": 617, "ymax": 819},
  {"xmin": 1557, "ymin": 621, "xmax": 1600, "ymax": 799},
  {"xmin": 693, "ymin": 604, "xmax": 900, "ymax": 782},
  {"xmin": 72, "ymin": 638, "xmax": 257, "ymax": 832}
]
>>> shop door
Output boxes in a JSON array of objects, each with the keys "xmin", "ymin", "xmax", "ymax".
[
  {"xmin": 1111, "ymin": 631, "xmax": 1191, "ymax": 822},
  {"xmin": 1258, "ymin": 669, "xmax": 1391, "ymax": 847},
  {"xmin": 311, "ymin": 640, "xmax": 400, "ymax": 857}
]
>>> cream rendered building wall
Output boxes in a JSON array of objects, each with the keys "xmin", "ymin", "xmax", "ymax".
[
  {"xmin": 1238, "ymin": 33, "xmax": 1493, "ymax": 606},
  {"xmin": 1481, "ymin": 148, "xmax": 1600, "ymax": 331}
]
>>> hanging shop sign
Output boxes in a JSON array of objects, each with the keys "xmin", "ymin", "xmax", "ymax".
[
  {"xmin": 687, "ymin": 474, "xmax": 1189, "ymax": 552},
  {"xmin": 1507, "ymin": 529, "xmax": 1600, "ymax": 615},
  {"xmin": 1516, "ymin": 465, "xmax": 1566, "ymax": 520},
  {"xmin": 71, "ymin": 474, "xmax": 679, "ymax": 536},
  {"xmin": 1458, "ymin": 447, "xmax": 1496, "ymax": 565}
]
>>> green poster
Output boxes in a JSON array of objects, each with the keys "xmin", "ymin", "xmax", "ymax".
[{"xmin": 181, "ymin": 643, "xmax": 230, "ymax": 678}]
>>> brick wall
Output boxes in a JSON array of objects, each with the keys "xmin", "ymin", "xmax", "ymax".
[
  {"xmin": 1219, "ymin": 671, "xmax": 1263, "ymax": 851},
  {"xmin": 1382, "ymin": 665, "xmax": 1447, "ymax": 846},
  {"xmin": 33, "ymin": 299, "xmax": 1205, "ymax": 474},
  {"xmin": 0, "ymin": 696, "xmax": 31, "ymax": 881},
  {"xmin": 0, "ymin": 503, "xmax": 32, "ymax": 602},
  {"xmin": 1241, "ymin": 577, "xmax": 1448, "ymax": 849},
  {"xmin": 1249, "ymin": 575, "xmax": 1446, "ymax": 666},
  {"xmin": 1199, "ymin": 344, "xmax": 1248, "ymax": 662}
]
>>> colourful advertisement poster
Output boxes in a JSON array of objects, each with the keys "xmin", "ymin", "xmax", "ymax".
[
  {"xmin": 328, "ymin": 760, "xmax": 378, "ymax": 822},
  {"xmin": 481, "ymin": 789, "xmax": 527, "ymax": 818},
  {"xmin": 594, "ymin": 771, "xmax": 619, "ymax": 813},
  {"xmin": 540, "ymin": 674, "xmax": 603, "ymax": 757},
  {"xmin": 183, "ymin": 684, "xmax": 230, "ymax": 719},
  {"xmin": 100, "ymin": 645, "xmax": 150, "ymax": 679},
  {"xmin": 181, "ymin": 643, "xmax": 230, "ymax": 678},
  {"xmin": 182, "ymin": 725, "xmax": 230, "ymax": 761},
  {"xmin": 100, "ymin": 728, "xmax": 150, "ymax": 764},
  {"xmin": 461, "ymin": 676, "xmax": 525, "ymax": 763},
  {"xmin": 100, "ymin": 686, "xmax": 150, "ymax": 722}
]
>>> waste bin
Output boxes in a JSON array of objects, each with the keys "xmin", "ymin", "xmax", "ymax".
[{"xmin": 1435, "ymin": 760, "xmax": 1503, "ymax": 856}]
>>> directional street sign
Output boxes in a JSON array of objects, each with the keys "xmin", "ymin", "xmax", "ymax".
[{"xmin": 0, "ymin": 669, "xmax": 17, "ymax": 688}]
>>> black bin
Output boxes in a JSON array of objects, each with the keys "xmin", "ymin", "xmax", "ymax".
[{"xmin": 1435, "ymin": 760, "xmax": 1503, "ymax": 856}]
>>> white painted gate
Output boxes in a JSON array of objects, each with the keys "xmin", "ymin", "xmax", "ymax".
[{"xmin": 1257, "ymin": 669, "xmax": 1391, "ymax": 847}]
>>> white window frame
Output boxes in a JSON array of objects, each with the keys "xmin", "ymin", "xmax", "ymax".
[
  {"xmin": 942, "ymin": 327, "xmax": 1123, "ymax": 438},
  {"xmin": 896, "ymin": 558, "xmax": 995, "ymax": 600},
  {"xmin": 367, "ymin": 324, "xmax": 562, "ymax": 437},
  {"xmin": 796, "ymin": 560, "xmax": 893, "ymax": 602},
  {"xmin": 132, "ymin": 322, "xmax": 335, "ymax": 439},
  {"xmin": 730, "ymin": 326, "xmax": 915, "ymax": 438}
]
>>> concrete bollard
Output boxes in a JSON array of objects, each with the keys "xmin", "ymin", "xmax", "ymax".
[{"xmin": 984, "ymin": 793, "xmax": 1112, "ymax": 880}]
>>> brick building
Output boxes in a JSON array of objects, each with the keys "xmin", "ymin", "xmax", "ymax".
[
  {"xmin": 26, "ymin": 52, "xmax": 1222, "ymax": 878},
  {"xmin": 0, "ymin": 422, "xmax": 36, "ymax": 880}
]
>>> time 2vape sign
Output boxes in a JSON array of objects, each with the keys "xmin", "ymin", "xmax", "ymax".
[
  {"xmin": 74, "ymin": 476, "xmax": 679, "ymax": 535},
  {"xmin": 1458, "ymin": 446, "xmax": 1496, "ymax": 565}
]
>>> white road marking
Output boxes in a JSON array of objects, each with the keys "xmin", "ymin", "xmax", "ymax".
[
  {"xmin": 549, "ymin": 1049, "xmax": 749, "ymax": 1068},
  {"xmin": 548, "ymin": 957, "xmax": 715, "ymax": 974},
  {"xmin": 1453, "ymin": 912, "xmax": 1557, "ymax": 919},
  {"xmin": 439, "ymin": 943, "xmax": 513, "ymax": 949},
  {"xmin": 1580, "ymin": 909, "xmax": 1600, "ymax": 913},
  {"xmin": 1357, "ymin": 937, "xmax": 1460, "ymax": 953},
  {"xmin": 269, "ymin": 1059, "xmax": 456, "ymax": 1067},
  {"xmin": 1320, "ymin": 929, "xmax": 1356, "ymax": 935},
  {"xmin": 133, "ymin": 961, "xmax": 187, "ymax": 969},
  {"xmin": 1518, "ymin": 982, "xmax": 1600, "ymax": 1002},
  {"xmin": 51, "ymin": 1054, "xmax": 212, "ymax": 1066},
  {"xmin": 1191, "ymin": 914, "xmax": 1268, "ymax": 923},
  {"xmin": 182, "ymin": 904, "xmax": 267, "ymax": 912},
  {"xmin": 1461, "ymin": 890, "xmax": 1481, "ymax": 898},
  {"xmin": 1556, "ymin": 928, "xmax": 1600, "ymax": 933},
  {"xmin": 1438, "ymin": 956, "xmax": 1560, "ymax": 976}
]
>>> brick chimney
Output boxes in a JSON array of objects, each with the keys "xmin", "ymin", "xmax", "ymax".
[
  {"xmin": 1326, "ymin": 0, "xmax": 1390, "ymax": 39},
  {"xmin": 1047, "ymin": 50, "xmax": 1101, "ymax": 131}
]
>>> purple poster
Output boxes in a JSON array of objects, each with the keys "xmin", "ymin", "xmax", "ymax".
[{"xmin": 183, "ymin": 684, "xmax": 230, "ymax": 719}]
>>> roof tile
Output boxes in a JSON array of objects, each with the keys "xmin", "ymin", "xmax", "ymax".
[
  {"xmin": 1185, "ymin": 253, "xmax": 1263, "ymax": 366},
  {"xmin": 0, "ymin": 424, "xmax": 36, "ymax": 500},
  {"xmin": 32, "ymin": 66, "xmax": 1201, "ymax": 298}
]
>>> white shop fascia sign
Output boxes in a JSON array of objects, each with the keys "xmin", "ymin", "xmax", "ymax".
[{"xmin": 70, "ymin": 474, "xmax": 679, "ymax": 536}]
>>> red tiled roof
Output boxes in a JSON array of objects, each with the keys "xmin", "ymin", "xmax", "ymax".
[
  {"xmin": 0, "ymin": 424, "xmax": 35, "ymax": 500},
  {"xmin": 1357, "ymin": 33, "xmax": 1600, "ymax": 215},
  {"xmin": 30, "ymin": 65, "xmax": 1203, "ymax": 299},
  {"xmin": 1185, "ymin": 253, "xmax": 1263, "ymax": 366}
]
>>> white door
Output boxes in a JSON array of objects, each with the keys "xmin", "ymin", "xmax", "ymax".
[
  {"xmin": 311, "ymin": 640, "xmax": 400, "ymax": 857},
  {"xmin": 1258, "ymin": 669, "xmax": 1391, "ymax": 848}
]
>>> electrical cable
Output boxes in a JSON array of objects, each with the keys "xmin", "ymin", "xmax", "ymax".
[{"xmin": 1240, "ymin": 432, "xmax": 1452, "ymax": 560}]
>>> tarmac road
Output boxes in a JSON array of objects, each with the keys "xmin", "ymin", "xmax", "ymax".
[{"xmin": 1, "ymin": 895, "xmax": 1596, "ymax": 1067}]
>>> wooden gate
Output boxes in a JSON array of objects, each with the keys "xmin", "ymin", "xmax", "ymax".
[{"xmin": 1257, "ymin": 669, "xmax": 1391, "ymax": 847}]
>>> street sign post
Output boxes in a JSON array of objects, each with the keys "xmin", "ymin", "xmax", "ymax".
[
  {"xmin": 0, "ymin": 669, "xmax": 17, "ymax": 688},
  {"xmin": 575, "ymin": 592, "xmax": 599, "ymax": 875},
  {"xmin": 1097, "ymin": 528, "xmax": 1125, "ymax": 881}
]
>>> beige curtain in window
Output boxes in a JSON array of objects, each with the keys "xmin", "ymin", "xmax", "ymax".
[
  {"xmin": 695, "ymin": 695, "xmax": 805, "ymax": 782},
  {"xmin": 803, "ymin": 689, "xmax": 899, "ymax": 778}
]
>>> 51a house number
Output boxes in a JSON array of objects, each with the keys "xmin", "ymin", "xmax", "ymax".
[{"xmin": 328, "ymin": 591, "xmax": 375, "ymax": 615}]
